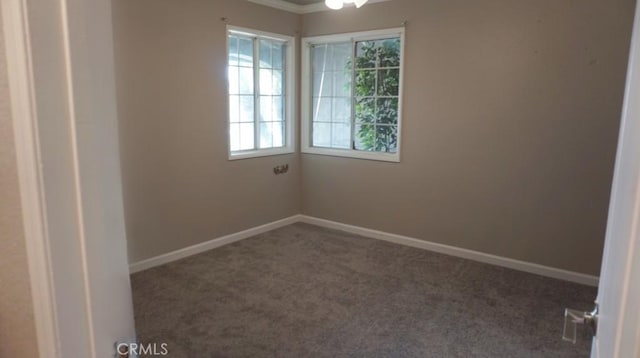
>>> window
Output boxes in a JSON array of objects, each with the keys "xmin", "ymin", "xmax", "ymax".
[
  {"xmin": 301, "ymin": 28, "xmax": 404, "ymax": 162},
  {"xmin": 227, "ymin": 26, "xmax": 295, "ymax": 159}
]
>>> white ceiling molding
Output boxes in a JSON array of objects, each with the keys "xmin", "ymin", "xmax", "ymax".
[{"xmin": 247, "ymin": 0, "xmax": 391, "ymax": 14}]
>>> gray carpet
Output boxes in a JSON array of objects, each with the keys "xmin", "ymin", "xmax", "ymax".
[{"xmin": 131, "ymin": 223, "xmax": 596, "ymax": 357}]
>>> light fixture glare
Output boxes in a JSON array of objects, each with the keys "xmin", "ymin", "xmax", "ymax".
[
  {"xmin": 325, "ymin": 0, "xmax": 369, "ymax": 10},
  {"xmin": 325, "ymin": 0, "xmax": 344, "ymax": 10}
]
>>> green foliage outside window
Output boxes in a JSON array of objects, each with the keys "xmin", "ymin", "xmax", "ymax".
[{"xmin": 352, "ymin": 38, "xmax": 401, "ymax": 152}]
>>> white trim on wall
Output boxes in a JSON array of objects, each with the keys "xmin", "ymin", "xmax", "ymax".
[
  {"xmin": 246, "ymin": 0, "xmax": 392, "ymax": 14},
  {"xmin": 298, "ymin": 216, "xmax": 600, "ymax": 287},
  {"xmin": 129, "ymin": 214, "xmax": 599, "ymax": 287},
  {"xmin": 129, "ymin": 216, "xmax": 301, "ymax": 273}
]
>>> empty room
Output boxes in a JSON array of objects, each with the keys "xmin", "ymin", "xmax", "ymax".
[{"xmin": 2, "ymin": 0, "xmax": 640, "ymax": 357}]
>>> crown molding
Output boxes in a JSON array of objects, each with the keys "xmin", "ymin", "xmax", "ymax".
[{"xmin": 246, "ymin": 0, "xmax": 391, "ymax": 14}]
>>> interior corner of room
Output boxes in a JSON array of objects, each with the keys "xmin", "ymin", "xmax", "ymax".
[
  {"xmin": 3, "ymin": 0, "xmax": 640, "ymax": 356},
  {"xmin": 113, "ymin": 0, "xmax": 633, "ymax": 281}
]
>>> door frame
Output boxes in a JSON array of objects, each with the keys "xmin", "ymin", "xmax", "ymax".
[
  {"xmin": 2, "ymin": 0, "xmax": 135, "ymax": 357},
  {"xmin": 1, "ymin": 0, "xmax": 59, "ymax": 355},
  {"xmin": 593, "ymin": 1, "xmax": 640, "ymax": 356}
]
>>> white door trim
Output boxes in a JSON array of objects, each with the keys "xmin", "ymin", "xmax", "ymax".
[
  {"xmin": 2, "ymin": 0, "xmax": 136, "ymax": 357},
  {"xmin": 58, "ymin": 0, "xmax": 97, "ymax": 354},
  {"xmin": 593, "ymin": 1, "xmax": 640, "ymax": 356},
  {"xmin": 1, "ymin": 0, "xmax": 60, "ymax": 355}
]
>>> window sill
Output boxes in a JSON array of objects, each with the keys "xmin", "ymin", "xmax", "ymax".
[
  {"xmin": 229, "ymin": 147, "xmax": 295, "ymax": 161},
  {"xmin": 301, "ymin": 146, "xmax": 400, "ymax": 163}
]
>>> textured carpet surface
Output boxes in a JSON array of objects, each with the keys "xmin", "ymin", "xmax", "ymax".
[{"xmin": 132, "ymin": 223, "xmax": 596, "ymax": 357}]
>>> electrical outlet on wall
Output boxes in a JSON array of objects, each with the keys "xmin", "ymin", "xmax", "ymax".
[{"xmin": 273, "ymin": 164, "xmax": 289, "ymax": 175}]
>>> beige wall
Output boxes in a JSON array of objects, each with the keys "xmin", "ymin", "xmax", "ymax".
[
  {"xmin": 112, "ymin": 0, "xmax": 302, "ymax": 263},
  {"xmin": 301, "ymin": 0, "xmax": 636, "ymax": 275},
  {"xmin": 0, "ymin": 9, "xmax": 39, "ymax": 358},
  {"xmin": 114, "ymin": 0, "xmax": 635, "ymax": 275}
]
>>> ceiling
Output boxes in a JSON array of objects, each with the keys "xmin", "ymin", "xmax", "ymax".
[
  {"xmin": 281, "ymin": 0, "xmax": 324, "ymax": 4},
  {"xmin": 248, "ymin": 0, "xmax": 391, "ymax": 14}
]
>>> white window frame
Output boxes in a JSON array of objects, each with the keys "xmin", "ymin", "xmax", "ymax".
[
  {"xmin": 301, "ymin": 28, "xmax": 405, "ymax": 163},
  {"xmin": 226, "ymin": 25, "xmax": 296, "ymax": 160}
]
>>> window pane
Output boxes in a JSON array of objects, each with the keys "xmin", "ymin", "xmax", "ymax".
[
  {"xmin": 272, "ymin": 43, "xmax": 284, "ymax": 69},
  {"xmin": 331, "ymin": 123, "xmax": 351, "ymax": 148},
  {"xmin": 312, "ymin": 45, "xmax": 328, "ymax": 72},
  {"xmin": 258, "ymin": 121, "xmax": 284, "ymax": 149},
  {"xmin": 239, "ymin": 95, "xmax": 254, "ymax": 123},
  {"xmin": 272, "ymin": 70, "xmax": 283, "ymax": 95},
  {"xmin": 228, "ymin": 36, "xmax": 239, "ymax": 66},
  {"xmin": 259, "ymin": 40, "xmax": 272, "ymax": 68},
  {"xmin": 377, "ymin": 125, "xmax": 398, "ymax": 153},
  {"xmin": 313, "ymin": 97, "xmax": 332, "ymax": 122},
  {"xmin": 333, "ymin": 70, "xmax": 351, "ymax": 97},
  {"xmin": 354, "ymin": 124, "xmax": 375, "ymax": 151},
  {"xmin": 313, "ymin": 122, "xmax": 331, "ymax": 147},
  {"xmin": 377, "ymin": 69, "xmax": 399, "ymax": 96},
  {"xmin": 229, "ymin": 123, "xmax": 240, "ymax": 152},
  {"xmin": 272, "ymin": 96, "xmax": 284, "ymax": 123},
  {"xmin": 272, "ymin": 121, "xmax": 284, "ymax": 147},
  {"xmin": 310, "ymin": 41, "xmax": 356, "ymax": 150},
  {"xmin": 259, "ymin": 69, "xmax": 272, "ymax": 95},
  {"xmin": 228, "ymin": 66, "xmax": 239, "ymax": 94},
  {"xmin": 313, "ymin": 71, "xmax": 333, "ymax": 97},
  {"xmin": 330, "ymin": 43, "xmax": 352, "ymax": 71},
  {"xmin": 239, "ymin": 122, "xmax": 254, "ymax": 150},
  {"xmin": 259, "ymin": 122, "xmax": 273, "ymax": 148},
  {"xmin": 378, "ymin": 38, "xmax": 401, "ymax": 67},
  {"xmin": 306, "ymin": 34, "xmax": 402, "ymax": 157},
  {"xmin": 239, "ymin": 67, "xmax": 254, "ymax": 94},
  {"xmin": 260, "ymin": 96, "xmax": 273, "ymax": 122},
  {"xmin": 260, "ymin": 69, "xmax": 283, "ymax": 96},
  {"xmin": 355, "ymin": 70, "xmax": 376, "ymax": 96},
  {"xmin": 351, "ymin": 124, "xmax": 398, "ymax": 152},
  {"xmin": 376, "ymin": 98, "xmax": 398, "ymax": 125},
  {"xmin": 238, "ymin": 37, "xmax": 253, "ymax": 67},
  {"xmin": 333, "ymin": 97, "xmax": 350, "ymax": 123},
  {"xmin": 356, "ymin": 38, "xmax": 401, "ymax": 69},
  {"xmin": 354, "ymin": 97, "xmax": 375, "ymax": 124},
  {"xmin": 355, "ymin": 41, "xmax": 376, "ymax": 69},
  {"xmin": 228, "ymin": 31, "xmax": 290, "ymax": 155},
  {"xmin": 229, "ymin": 95, "xmax": 240, "ymax": 123}
]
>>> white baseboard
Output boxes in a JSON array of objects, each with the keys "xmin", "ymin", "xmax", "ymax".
[
  {"xmin": 298, "ymin": 215, "xmax": 599, "ymax": 287},
  {"xmin": 128, "ymin": 215, "xmax": 302, "ymax": 273},
  {"xmin": 129, "ymin": 214, "xmax": 599, "ymax": 287}
]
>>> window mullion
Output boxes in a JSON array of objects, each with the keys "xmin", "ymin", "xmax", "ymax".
[
  {"xmin": 282, "ymin": 43, "xmax": 287, "ymax": 148},
  {"xmin": 374, "ymin": 47, "xmax": 378, "ymax": 151},
  {"xmin": 350, "ymin": 40, "xmax": 357, "ymax": 150},
  {"xmin": 253, "ymin": 37, "xmax": 260, "ymax": 150},
  {"xmin": 328, "ymin": 45, "xmax": 334, "ymax": 147}
]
